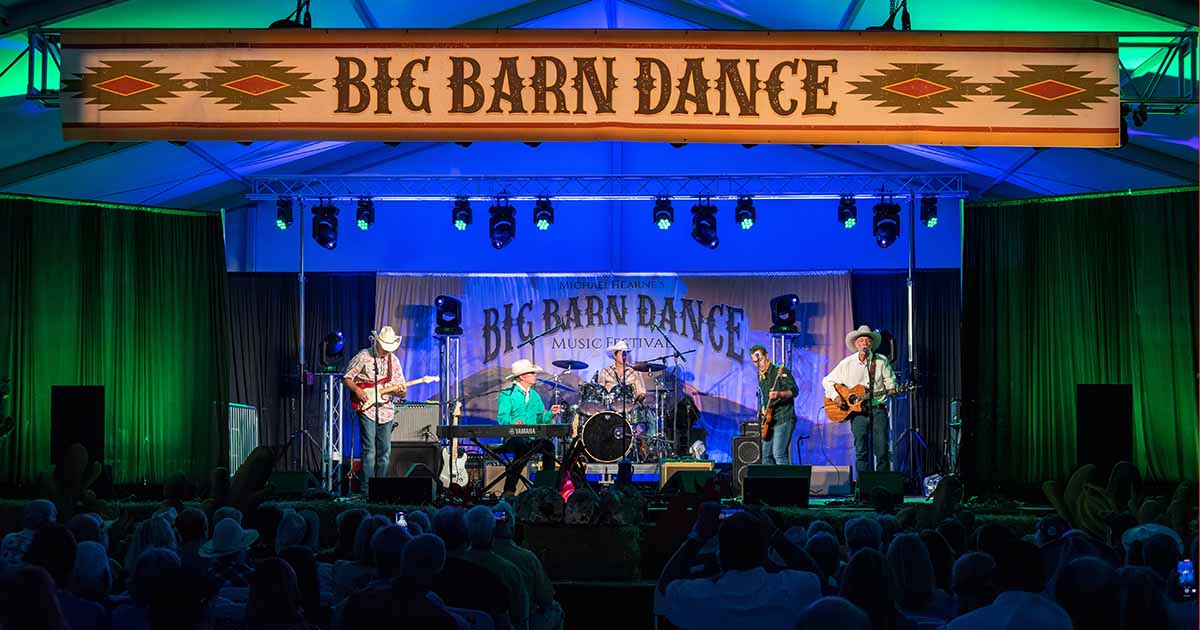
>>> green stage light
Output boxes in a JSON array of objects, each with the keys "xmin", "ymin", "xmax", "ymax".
[
  {"xmin": 533, "ymin": 196, "xmax": 554, "ymax": 231},
  {"xmin": 921, "ymin": 194, "xmax": 939, "ymax": 228},
  {"xmin": 653, "ymin": 196, "xmax": 673, "ymax": 230},
  {"xmin": 734, "ymin": 196, "xmax": 755, "ymax": 230},
  {"xmin": 355, "ymin": 197, "xmax": 374, "ymax": 231},
  {"xmin": 452, "ymin": 197, "xmax": 471, "ymax": 231},
  {"xmin": 276, "ymin": 198, "xmax": 293, "ymax": 231},
  {"xmin": 838, "ymin": 194, "xmax": 857, "ymax": 229}
]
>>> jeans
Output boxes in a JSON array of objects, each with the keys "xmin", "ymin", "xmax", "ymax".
[
  {"xmin": 761, "ymin": 420, "xmax": 795, "ymax": 465},
  {"xmin": 851, "ymin": 406, "xmax": 891, "ymax": 474},
  {"xmin": 358, "ymin": 413, "xmax": 393, "ymax": 486}
]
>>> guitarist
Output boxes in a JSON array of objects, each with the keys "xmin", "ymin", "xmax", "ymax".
[
  {"xmin": 749, "ymin": 344, "xmax": 798, "ymax": 465},
  {"xmin": 343, "ymin": 326, "xmax": 406, "ymax": 491},
  {"xmin": 822, "ymin": 325, "xmax": 898, "ymax": 474}
]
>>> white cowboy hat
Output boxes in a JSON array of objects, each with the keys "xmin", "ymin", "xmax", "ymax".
[
  {"xmin": 607, "ymin": 340, "xmax": 630, "ymax": 356},
  {"xmin": 508, "ymin": 358, "xmax": 543, "ymax": 380},
  {"xmin": 199, "ymin": 518, "xmax": 259, "ymax": 558},
  {"xmin": 845, "ymin": 325, "xmax": 882, "ymax": 352},
  {"xmin": 374, "ymin": 326, "xmax": 401, "ymax": 353}
]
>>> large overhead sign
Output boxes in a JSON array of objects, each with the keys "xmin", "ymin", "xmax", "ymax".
[{"xmin": 60, "ymin": 29, "xmax": 1119, "ymax": 147}]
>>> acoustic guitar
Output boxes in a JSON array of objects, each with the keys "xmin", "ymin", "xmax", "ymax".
[
  {"xmin": 823, "ymin": 382, "xmax": 919, "ymax": 423},
  {"xmin": 350, "ymin": 375, "xmax": 439, "ymax": 412}
]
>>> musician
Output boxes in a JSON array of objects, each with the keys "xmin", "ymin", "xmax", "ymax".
[
  {"xmin": 343, "ymin": 326, "xmax": 405, "ymax": 490},
  {"xmin": 749, "ymin": 344, "xmax": 798, "ymax": 465},
  {"xmin": 597, "ymin": 340, "xmax": 647, "ymax": 405},
  {"xmin": 497, "ymin": 359, "xmax": 563, "ymax": 494},
  {"xmin": 822, "ymin": 325, "xmax": 898, "ymax": 474}
]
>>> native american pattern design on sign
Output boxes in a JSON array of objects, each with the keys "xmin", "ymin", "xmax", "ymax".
[
  {"xmin": 847, "ymin": 63, "xmax": 985, "ymax": 114},
  {"xmin": 983, "ymin": 64, "xmax": 1117, "ymax": 116},
  {"xmin": 194, "ymin": 60, "xmax": 323, "ymax": 111},
  {"xmin": 62, "ymin": 60, "xmax": 191, "ymax": 111}
]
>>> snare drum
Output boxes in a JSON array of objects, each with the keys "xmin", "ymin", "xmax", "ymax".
[{"xmin": 580, "ymin": 411, "xmax": 633, "ymax": 463}]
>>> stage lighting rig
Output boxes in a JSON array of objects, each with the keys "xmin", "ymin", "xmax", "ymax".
[
  {"xmin": 533, "ymin": 196, "xmax": 554, "ymax": 231},
  {"xmin": 920, "ymin": 195, "xmax": 938, "ymax": 228},
  {"xmin": 320, "ymin": 331, "xmax": 344, "ymax": 370},
  {"xmin": 276, "ymin": 197, "xmax": 294, "ymax": 231},
  {"xmin": 355, "ymin": 197, "xmax": 374, "ymax": 231},
  {"xmin": 769, "ymin": 294, "xmax": 800, "ymax": 334},
  {"xmin": 269, "ymin": 0, "xmax": 312, "ymax": 28},
  {"xmin": 691, "ymin": 197, "xmax": 719, "ymax": 249},
  {"xmin": 452, "ymin": 196, "xmax": 472, "ymax": 231},
  {"xmin": 653, "ymin": 196, "xmax": 673, "ymax": 230},
  {"xmin": 838, "ymin": 195, "xmax": 857, "ymax": 229},
  {"xmin": 734, "ymin": 196, "xmax": 755, "ymax": 230},
  {"xmin": 872, "ymin": 196, "xmax": 902, "ymax": 248},
  {"xmin": 489, "ymin": 196, "xmax": 516, "ymax": 249},
  {"xmin": 311, "ymin": 200, "xmax": 339, "ymax": 250},
  {"xmin": 434, "ymin": 295, "xmax": 464, "ymax": 336}
]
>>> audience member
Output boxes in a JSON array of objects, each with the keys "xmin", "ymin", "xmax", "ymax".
[
  {"xmin": 122, "ymin": 515, "xmax": 177, "ymax": 573},
  {"xmin": 845, "ymin": 517, "xmax": 884, "ymax": 556},
  {"xmin": 0, "ymin": 500, "xmax": 56, "ymax": 574},
  {"xmin": 211, "ymin": 506, "xmax": 243, "ymax": 530},
  {"xmin": 406, "ymin": 510, "xmax": 432, "ymax": 537},
  {"xmin": 493, "ymin": 501, "xmax": 562, "ymax": 630},
  {"xmin": 26, "ymin": 524, "xmax": 106, "ymax": 630},
  {"xmin": 70, "ymin": 541, "xmax": 114, "ymax": 605},
  {"xmin": 945, "ymin": 589, "xmax": 1072, "ymax": 630},
  {"xmin": 919, "ymin": 530, "xmax": 956, "ymax": 592},
  {"xmin": 145, "ymin": 566, "xmax": 217, "ymax": 630},
  {"xmin": 1053, "ymin": 556, "xmax": 1120, "ymax": 630},
  {"xmin": 937, "ymin": 519, "xmax": 967, "ymax": 558},
  {"xmin": 1, "ymin": 565, "xmax": 70, "ymax": 630},
  {"xmin": 807, "ymin": 519, "xmax": 837, "ymax": 541},
  {"xmin": 299, "ymin": 510, "xmax": 321, "ymax": 551},
  {"xmin": 370, "ymin": 524, "xmax": 413, "ymax": 583},
  {"xmin": 950, "ymin": 552, "xmax": 997, "ymax": 616},
  {"xmin": 67, "ymin": 514, "xmax": 107, "ymax": 549},
  {"xmin": 277, "ymin": 510, "xmax": 309, "ymax": 554},
  {"xmin": 320, "ymin": 508, "xmax": 367, "ymax": 563},
  {"xmin": 175, "ymin": 507, "xmax": 210, "ymax": 574},
  {"xmin": 878, "ymin": 515, "xmax": 901, "ymax": 552},
  {"xmin": 341, "ymin": 534, "xmax": 461, "ymax": 630},
  {"xmin": 465, "ymin": 504, "xmax": 531, "ymax": 629},
  {"xmin": 199, "ymin": 518, "xmax": 259, "ymax": 588},
  {"xmin": 430, "ymin": 506, "xmax": 512, "ymax": 629},
  {"xmin": 796, "ymin": 596, "xmax": 872, "ymax": 630},
  {"xmin": 279, "ymin": 545, "xmax": 331, "ymax": 628},
  {"xmin": 247, "ymin": 557, "xmax": 315, "ymax": 630},
  {"xmin": 110, "ymin": 548, "xmax": 180, "ymax": 630},
  {"xmin": 806, "ymin": 532, "xmax": 842, "ymax": 593},
  {"xmin": 331, "ymin": 514, "xmax": 389, "ymax": 600},
  {"xmin": 1115, "ymin": 566, "xmax": 1170, "ymax": 630},
  {"xmin": 886, "ymin": 533, "xmax": 954, "ymax": 624},
  {"xmin": 839, "ymin": 548, "xmax": 918, "ymax": 630}
]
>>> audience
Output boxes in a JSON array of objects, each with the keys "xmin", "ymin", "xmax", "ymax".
[
  {"xmin": 430, "ymin": 505, "xmax": 513, "ymax": 629},
  {"xmin": 110, "ymin": 548, "xmax": 180, "ymax": 630},
  {"xmin": 320, "ymin": 508, "xmax": 367, "ymax": 563},
  {"xmin": 279, "ymin": 545, "xmax": 331, "ymax": 628},
  {"xmin": 464, "ymin": 504, "xmax": 531, "ymax": 629},
  {"xmin": 200, "ymin": 517, "xmax": 259, "ymax": 589},
  {"xmin": 1, "ymin": 565, "xmax": 70, "ymax": 630},
  {"xmin": 71, "ymin": 541, "xmax": 115, "ymax": 605},
  {"xmin": 797, "ymin": 596, "xmax": 872, "ymax": 630},
  {"xmin": 886, "ymin": 533, "xmax": 955, "ymax": 624},
  {"xmin": 806, "ymin": 532, "xmax": 842, "ymax": 593},
  {"xmin": 25, "ymin": 524, "xmax": 107, "ymax": 630},
  {"xmin": 950, "ymin": 552, "xmax": 997, "ymax": 616},
  {"xmin": 919, "ymin": 529, "xmax": 956, "ymax": 593},
  {"xmin": 122, "ymin": 515, "xmax": 177, "ymax": 573},
  {"xmin": 341, "ymin": 533, "xmax": 462, "ymax": 629},
  {"xmin": 493, "ymin": 500, "xmax": 563, "ymax": 630},
  {"xmin": 246, "ymin": 557, "xmax": 315, "ymax": 630},
  {"xmin": 174, "ymin": 507, "xmax": 210, "ymax": 573},
  {"xmin": 845, "ymin": 517, "xmax": 884, "ymax": 556},
  {"xmin": 1054, "ymin": 556, "xmax": 1120, "ymax": 630},
  {"xmin": 0, "ymin": 500, "xmax": 56, "ymax": 574},
  {"xmin": 331, "ymin": 514, "xmax": 389, "ymax": 599},
  {"xmin": 839, "ymin": 548, "xmax": 918, "ymax": 630}
]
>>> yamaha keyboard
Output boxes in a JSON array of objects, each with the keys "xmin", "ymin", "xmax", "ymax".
[{"xmin": 438, "ymin": 424, "xmax": 573, "ymax": 440}]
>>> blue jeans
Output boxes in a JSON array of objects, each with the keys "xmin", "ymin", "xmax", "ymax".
[
  {"xmin": 358, "ymin": 413, "xmax": 392, "ymax": 485},
  {"xmin": 761, "ymin": 420, "xmax": 795, "ymax": 465},
  {"xmin": 851, "ymin": 406, "xmax": 891, "ymax": 474}
]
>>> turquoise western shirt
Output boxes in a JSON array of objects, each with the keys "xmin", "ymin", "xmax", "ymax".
[{"xmin": 496, "ymin": 384, "xmax": 553, "ymax": 425}]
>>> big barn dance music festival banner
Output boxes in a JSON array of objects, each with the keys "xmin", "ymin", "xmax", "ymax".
[
  {"xmin": 61, "ymin": 29, "xmax": 1118, "ymax": 147},
  {"xmin": 373, "ymin": 273, "xmax": 858, "ymax": 466}
]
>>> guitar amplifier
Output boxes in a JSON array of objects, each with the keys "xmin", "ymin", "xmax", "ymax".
[
  {"xmin": 391, "ymin": 402, "xmax": 439, "ymax": 442},
  {"xmin": 741, "ymin": 421, "xmax": 761, "ymax": 437}
]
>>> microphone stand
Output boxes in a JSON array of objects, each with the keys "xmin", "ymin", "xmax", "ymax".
[
  {"xmin": 649, "ymin": 322, "xmax": 692, "ymax": 458},
  {"xmin": 515, "ymin": 323, "xmax": 561, "ymax": 369}
]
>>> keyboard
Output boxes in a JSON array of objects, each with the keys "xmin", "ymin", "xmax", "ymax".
[{"xmin": 438, "ymin": 424, "xmax": 573, "ymax": 440}]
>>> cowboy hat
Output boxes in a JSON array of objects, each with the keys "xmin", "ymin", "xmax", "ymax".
[
  {"xmin": 199, "ymin": 518, "xmax": 259, "ymax": 558},
  {"xmin": 508, "ymin": 358, "xmax": 543, "ymax": 380},
  {"xmin": 607, "ymin": 340, "xmax": 630, "ymax": 356},
  {"xmin": 374, "ymin": 326, "xmax": 401, "ymax": 353},
  {"xmin": 845, "ymin": 325, "xmax": 882, "ymax": 352}
]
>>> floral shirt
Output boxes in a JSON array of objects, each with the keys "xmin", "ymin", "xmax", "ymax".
[{"xmin": 344, "ymin": 348, "xmax": 406, "ymax": 424}]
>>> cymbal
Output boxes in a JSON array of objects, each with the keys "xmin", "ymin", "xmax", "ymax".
[
  {"xmin": 538, "ymin": 379, "xmax": 577, "ymax": 392},
  {"xmin": 631, "ymin": 361, "xmax": 667, "ymax": 373},
  {"xmin": 551, "ymin": 359, "xmax": 589, "ymax": 371}
]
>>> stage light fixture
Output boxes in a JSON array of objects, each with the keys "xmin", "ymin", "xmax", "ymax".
[
  {"xmin": 434, "ymin": 295, "xmax": 464, "ymax": 336},
  {"xmin": 275, "ymin": 197, "xmax": 294, "ymax": 231},
  {"xmin": 320, "ymin": 331, "xmax": 344, "ymax": 370},
  {"xmin": 489, "ymin": 197, "xmax": 516, "ymax": 250},
  {"xmin": 734, "ymin": 196, "xmax": 755, "ymax": 230},
  {"xmin": 269, "ymin": 0, "xmax": 312, "ymax": 28},
  {"xmin": 872, "ymin": 197, "xmax": 902, "ymax": 249},
  {"xmin": 920, "ymin": 194, "xmax": 938, "ymax": 228},
  {"xmin": 690, "ymin": 197, "xmax": 719, "ymax": 249},
  {"xmin": 311, "ymin": 200, "xmax": 339, "ymax": 250},
  {"xmin": 533, "ymin": 196, "xmax": 554, "ymax": 231},
  {"xmin": 838, "ymin": 195, "xmax": 857, "ymax": 229},
  {"xmin": 653, "ymin": 196, "xmax": 673, "ymax": 230},
  {"xmin": 452, "ymin": 196, "xmax": 472, "ymax": 231},
  {"xmin": 355, "ymin": 197, "xmax": 374, "ymax": 231},
  {"xmin": 769, "ymin": 294, "xmax": 800, "ymax": 334}
]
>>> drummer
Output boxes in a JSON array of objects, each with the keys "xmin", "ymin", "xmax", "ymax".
[{"xmin": 597, "ymin": 340, "xmax": 646, "ymax": 406}]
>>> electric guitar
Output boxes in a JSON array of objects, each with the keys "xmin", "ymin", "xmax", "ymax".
[
  {"xmin": 440, "ymin": 401, "xmax": 468, "ymax": 488},
  {"xmin": 350, "ymin": 375, "xmax": 439, "ymax": 412},
  {"xmin": 760, "ymin": 365, "xmax": 788, "ymax": 440},
  {"xmin": 823, "ymin": 382, "xmax": 919, "ymax": 423}
]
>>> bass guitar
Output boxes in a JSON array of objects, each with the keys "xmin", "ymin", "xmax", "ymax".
[
  {"xmin": 823, "ymin": 382, "xmax": 919, "ymax": 423},
  {"xmin": 351, "ymin": 375, "xmax": 439, "ymax": 412}
]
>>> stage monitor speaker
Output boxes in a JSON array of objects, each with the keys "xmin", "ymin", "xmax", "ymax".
[
  {"xmin": 269, "ymin": 471, "xmax": 319, "ymax": 495},
  {"xmin": 1076, "ymin": 384, "xmax": 1132, "ymax": 475},
  {"xmin": 731, "ymin": 435, "xmax": 761, "ymax": 495},
  {"xmin": 51, "ymin": 386, "xmax": 105, "ymax": 467},
  {"xmin": 809, "ymin": 465, "xmax": 853, "ymax": 496},
  {"xmin": 387, "ymin": 441, "xmax": 442, "ymax": 478},
  {"xmin": 856, "ymin": 471, "xmax": 905, "ymax": 503},
  {"xmin": 662, "ymin": 469, "xmax": 715, "ymax": 494},
  {"xmin": 743, "ymin": 465, "xmax": 811, "ymax": 507},
  {"xmin": 660, "ymin": 460, "xmax": 714, "ymax": 489},
  {"xmin": 369, "ymin": 476, "xmax": 436, "ymax": 504}
]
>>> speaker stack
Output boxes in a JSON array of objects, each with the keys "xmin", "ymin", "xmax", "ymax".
[{"xmin": 732, "ymin": 422, "xmax": 761, "ymax": 495}]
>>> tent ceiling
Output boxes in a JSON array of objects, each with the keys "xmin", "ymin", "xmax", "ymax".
[{"xmin": 0, "ymin": 0, "xmax": 1193, "ymax": 210}]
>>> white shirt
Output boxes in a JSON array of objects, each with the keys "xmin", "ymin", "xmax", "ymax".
[
  {"xmin": 664, "ymin": 567, "xmax": 821, "ymax": 630},
  {"xmin": 821, "ymin": 352, "xmax": 898, "ymax": 405}
]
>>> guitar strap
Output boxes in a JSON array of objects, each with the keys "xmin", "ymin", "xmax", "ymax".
[{"xmin": 867, "ymin": 354, "xmax": 876, "ymax": 408}]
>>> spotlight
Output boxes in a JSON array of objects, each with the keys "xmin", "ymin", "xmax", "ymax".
[
  {"xmin": 653, "ymin": 196, "xmax": 674, "ymax": 230},
  {"xmin": 489, "ymin": 197, "xmax": 516, "ymax": 250},
  {"xmin": 533, "ymin": 196, "xmax": 554, "ymax": 231},
  {"xmin": 434, "ymin": 295, "xmax": 464, "ymax": 336},
  {"xmin": 690, "ymin": 197, "xmax": 719, "ymax": 249},
  {"xmin": 269, "ymin": 0, "xmax": 312, "ymax": 28},
  {"xmin": 920, "ymin": 195, "xmax": 938, "ymax": 228},
  {"xmin": 311, "ymin": 200, "xmax": 339, "ymax": 250},
  {"xmin": 838, "ymin": 195, "xmax": 857, "ymax": 229},
  {"xmin": 734, "ymin": 195, "xmax": 755, "ymax": 230},
  {"xmin": 275, "ymin": 197, "xmax": 294, "ymax": 231},
  {"xmin": 769, "ymin": 294, "xmax": 800, "ymax": 334},
  {"xmin": 452, "ymin": 196, "xmax": 472, "ymax": 231},
  {"xmin": 872, "ymin": 197, "xmax": 902, "ymax": 248},
  {"xmin": 320, "ymin": 331, "xmax": 344, "ymax": 370},
  {"xmin": 355, "ymin": 197, "xmax": 374, "ymax": 231}
]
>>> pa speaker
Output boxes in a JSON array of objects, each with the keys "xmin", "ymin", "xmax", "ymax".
[
  {"xmin": 1076, "ymin": 384, "xmax": 1132, "ymax": 475},
  {"xmin": 856, "ymin": 471, "xmax": 905, "ymax": 503},
  {"xmin": 51, "ymin": 386, "xmax": 105, "ymax": 467},
  {"xmin": 369, "ymin": 477, "xmax": 436, "ymax": 504},
  {"xmin": 387, "ymin": 441, "xmax": 442, "ymax": 478},
  {"xmin": 732, "ymin": 435, "xmax": 761, "ymax": 495},
  {"xmin": 743, "ymin": 464, "xmax": 811, "ymax": 507},
  {"xmin": 269, "ymin": 471, "xmax": 320, "ymax": 495}
]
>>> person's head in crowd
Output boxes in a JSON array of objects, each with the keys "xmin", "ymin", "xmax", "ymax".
[
  {"xmin": 769, "ymin": 526, "xmax": 813, "ymax": 571},
  {"xmin": 466, "ymin": 505, "xmax": 500, "ymax": 551},
  {"xmin": 838, "ymin": 548, "xmax": 899, "ymax": 630},
  {"xmin": 21, "ymin": 499, "xmax": 57, "ymax": 531},
  {"xmin": 151, "ymin": 506, "xmax": 178, "ymax": 526},
  {"xmin": 146, "ymin": 567, "xmax": 216, "ymax": 630},
  {"xmin": 795, "ymin": 596, "xmax": 871, "ymax": 630},
  {"xmin": 999, "ymin": 538, "xmax": 1046, "ymax": 593},
  {"xmin": 973, "ymin": 523, "xmax": 1015, "ymax": 559},
  {"xmin": 298, "ymin": 510, "xmax": 320, "ymax": 551},
  {"xmin": 876, "ymin": 514, "xmax": 900, "ymax": 551},
  {"xmin": 896, "ymin": 507, "xmax": 918, "ymax": 531},
  {"xmin": 494, "ymin": 502, "xmax": 517, "ymax": 540},
  {"xmin": 276, "ymin": 510, "xmax": 308, "ymax": 554},
  {"xmin": 128, "ymin": 548, "xmax": 181, "ymax": 607},
  {"xmin": 371, "ymin": 525, "xmax": 413, "ymax": 579},
  {"xmin": 952, "ymin": 552, "xmax": 997, "ymax": 615},
  {"xmin": 66, "ymin": 514, "xmax": 105, "ymax": 550},
  {"xmin": 175, "ymin": 508, "xmax": 208, "ymax": 546},
  {"xmin": 807, "ymin": 519, "xmax": 836, "ymax": 541},
  {"xmin": 402, "ymin": 533, "xmax": 448, "ymax": 587},
  {"xmin": 1106, "ymin": 512, "xmax": 1140, "ymax": 551},
  {"xmin": 25, "ymin": 524, "xmax": 77, "ymax": 588},
  {"xmin": 1054, "ymin": 556, "xmax": 1120, "ymax": 630},
  {"xmin": 278, "ymin": 546, "xmax": 322, "ymax": 618},
  {"xmin": 334, "ymin": 508, "xmax": 368, "ymax": 558},
  {"xmin": 1034, "ymin": 515, "xmax": 1069, "ymax": 547},
  {"xmin": 406, "ymin": 510, "xmax": 431, "ymax": 537},
  {"xmin": 937, "ymin": 518, "xmax": 967, "ymax": 557},
  {"xmin": 250, "ymin": 504, "xmax": 285, "ymax": 553},
  {"xmin": 1116, "ymin": 566, "xmax": 1169, "ymax": 630},
  {"xmin": 351, "ymin": 515, "xmax": 391, "ymax": 567},
  {"xmin": 954, "ymin": 510, "xmax": 975, "ymax": 536},
  {"xmin": 432, "ymin": 506, "xmax": 469, "ymax": 553},
  {"xmin": 2, "ymin": 566, "xmax": 69, "ymax": 630},
  {"xmin": 124, "ymin": 515, "xmax": 177, "ymax": 569},
  {"xmin": 70, "ymin": 541, "xmax": 112, "ymax": 602},
  {"xmin": 718, "ymin": 511, "xmax": 770, "ymax": 572},
  {"xmin": 1134, "ymin": 533, "xmax": 1182, "ymax": 582},
  {"xmin": 887, "ymin": 533, "xmax": 937, "ymax": 611},
  {"xmin": 844, "ymin": 517, "xmax": 883, "ymax": 556},
  {"xmin": 920, "ymin": 529, "xmax": 955, "ymax": 592},
  {"xmin": 246, "ymin": 557, "xmax": 305, "ymax": 628},
  {"xmin": 211, "ymin": 506, "xmax": 243, "ymax": 531},
  {"xmin": 199, "ymin": 518, "xmax": 259, "ymax": 562},
  {"xmin": 806, "ymin": 532, "xmax": 841, "ymax": 587}
]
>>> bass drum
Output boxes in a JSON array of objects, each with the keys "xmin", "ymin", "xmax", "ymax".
[{"xmin": 580, "ymin": 411, "xmax": 633, "ymax": 463}]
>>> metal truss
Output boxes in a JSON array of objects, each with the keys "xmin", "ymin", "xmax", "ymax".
[
  {"xmin": 247, "ymin": 172, "xmax": 967, "ymax": 202},
  {"xmin": 21, "ymin": 31, "xmax": 60, "ymax": 108},
  {"xmin": 1118, "ymin": 32, "xmax": 1197, "ymax": 115},
  {"xmin": 318, "ymin": 374, "xmax": 345, "ymax": 494}
]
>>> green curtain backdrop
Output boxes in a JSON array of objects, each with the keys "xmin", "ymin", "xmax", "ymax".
[
  {"xmin": 963, "ymin": 188, "xmax": 1198, "ymax": 486},
  {"xmin": 0, "ymin": 196, "xmax": 230, "ymax": 484}
]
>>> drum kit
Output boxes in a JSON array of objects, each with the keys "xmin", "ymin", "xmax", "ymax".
[{"xmin": 540, "ymin": 358, "xmax": 677, "ymax": 464}]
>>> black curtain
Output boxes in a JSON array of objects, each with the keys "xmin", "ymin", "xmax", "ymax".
[
  {"xmin": 227, "ymin": 273, "xmax": 375, "ymax": 473},
  {"xmin": 851, "ymin": 270, "xmax": 961, "ymax": 483}
]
